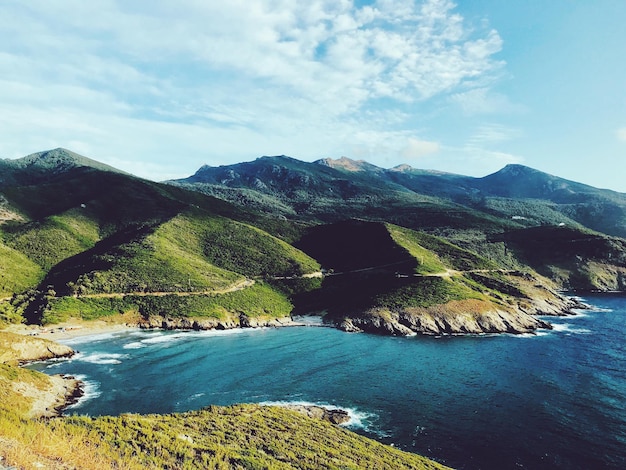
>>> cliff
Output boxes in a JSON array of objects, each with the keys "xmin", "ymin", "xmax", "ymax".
[
  {"xmin": 0, "ymin": 331, "xmax": 81, "ymax": 419},
  {"xmin": 336, "ymin": 281, "xmax": 584, "ymax": 336}
]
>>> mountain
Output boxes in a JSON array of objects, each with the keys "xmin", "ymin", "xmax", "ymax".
[
  {"xmin": 173, "ymin": 156, "xmax": 626, "ymax": 237},
  {"xmin": 171, "ymin": 155, "xmax": 517, "ymax": 236},
  {"xmin": 0, "ymin": 150, "xmax": 323, "ymax": 329},
  {"xmin": 474, "ymin": 164, "xmax": 626, "ymax": 237},
  {"xmin": 171, "ymin": 155, "xmax": 626, "ymax": 292},
  {"xmin": 0, "ymin": 147, "xmax": 125, "ymax": 188}
]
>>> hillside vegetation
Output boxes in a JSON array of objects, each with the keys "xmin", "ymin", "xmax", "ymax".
[
  {"xmin": 0, "ymin": 148, "xmax": 617, "ymax": 334},
  {"xmin": 172, "ymin": 154, "xmax": 626, "ymax": 292},
  {"xmin": 288, "ymin": 220, "xmax": 571, "ymax": 335},
  {"xmin": 0, "ymin": 149, "xmax": 326, "ymax": 328}
]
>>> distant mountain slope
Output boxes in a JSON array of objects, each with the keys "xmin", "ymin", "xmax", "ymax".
[
  {"xmin": 0, "ymin": 148, "xmax": 125, "ymax": 188},
  {"xmin": 491, "ymin": 225, "xmax": 626, "ymax": 291},
  {"xmin": 170, "ymin": 155, "xmax": 517, "ymax": 235},
  {"xmin": 474, "ymin": 164, "xmax": 626, "ymax": 236},
  {"xmin": 172, "ymin": 155, "xmax": 626, "ymax": 238}
]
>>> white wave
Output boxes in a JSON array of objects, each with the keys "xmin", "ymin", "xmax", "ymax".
[
  {"xmin": 259, "ymin": 400, "xmax": 377, "ymax": 431},
  {"xmin": 291, "ymin": 315, "xmax": 325, "ymax": 326},
  {"xmin": 513, "ymin": 332, "xmax": 540, "ymax": 338},
  {"xmin": 133, "ymin": 328, "xmax": 256, "ymax": 346},
  {"xmin": 123, "ymin": 341, "xmax": 147, "ymax": 350},
  {"xmin": 139, "ymin": 332, "xmax": 192, "ymax": 344},
  {"xmin": 569, "ymin": 310, "xmax": 589, "ymax": 318},
  {"xmin": 78, "ymin": 352, "xmax": 127, "ymax": 365},
  {"xmin": 551, "ymin": 323, "xmax": 592, "ymax": 335},
  {"xmin": 61, "ymin": 332, "xmax": 122, "ymax": 346},
  {"xmin": 510, "ymin": 328, "xmax": 554, "ymax": 338},
  {"xmin": 65, "ymin": 375, "xmax": 101, "ymax": 412}
]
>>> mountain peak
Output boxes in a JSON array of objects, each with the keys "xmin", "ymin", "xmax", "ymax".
[
  {"xmin": 13, "ymin": 148, "xmax": 124, "ymax": 175},
  {"xmin": 496, "ymin": 164, "xmax": 540, "ymax": 176},
  {"xmin": 314, "ymin": 156, "xmax": 384, "ymax": 173},
  {"xmin": 390, "ymin": 164, "xmax": 414, "ymax": 172}
]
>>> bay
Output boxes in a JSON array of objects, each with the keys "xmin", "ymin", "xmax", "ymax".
[{"xmin": 29, "ymin": 294, "xmax": 626, "ymax": 469}]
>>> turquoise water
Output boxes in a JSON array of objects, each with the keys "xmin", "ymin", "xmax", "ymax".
[{"xmin": 30, "ymin": 294, "xmax": 626, "ymax": 469}]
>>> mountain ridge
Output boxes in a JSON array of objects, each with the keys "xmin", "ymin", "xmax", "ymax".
[{"xmin": 171, "ymin": 154, "xmax": 626, "ymax": 238}]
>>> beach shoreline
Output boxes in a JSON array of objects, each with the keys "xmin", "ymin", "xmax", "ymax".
[{"xmin": 6, "ymin": 320, "xmax": 136, "ymax": 343}]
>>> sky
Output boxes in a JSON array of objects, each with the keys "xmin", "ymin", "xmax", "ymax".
[{"xmin": 1, "ymin": 0, "xmax": 625, "ymax": 191}]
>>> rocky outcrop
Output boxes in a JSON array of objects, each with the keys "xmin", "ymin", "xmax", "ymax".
[
  {"xmin": 21, "ymin": 374, "xmax": 83, "ymax": 418},
  {"xmin": 136, "ymin": 314, "xmax": 295, "ymax": 331},
  {"xmin": 279, "ymin": 404, "xmax": 351, "ymax": 425},
  {"xmin": 335, "ymin": 293, "xmax": 586, "ymax": 336},
  {"xmin": 0, "ymin": 331, "xmax": 74, "ymax": 364},
  {"xmin": 338, "ymin": 307, "xmax": 549, "ymax": 336},
  {"xmin": 336, "ymin": 272, "xmax": 588, "ymax": 337},
  {"xmin": 0, "ymin": 331, "xmax": 82, "ymax": 418}
]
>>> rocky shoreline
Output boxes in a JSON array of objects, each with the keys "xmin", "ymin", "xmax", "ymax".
[
  {"xmin": 0, "ymin": 330, "xmax": 83, "ymax": 418},
  {"xmin": 136, "ymin": 314, "xmax": 296, "ymax": 331},
  {"xmin": 274, "ymin": 404, "xmax": 351, "ymax": 425},
  {"xmin": 28, "ymin": 374, "xmax": 84, "ymax": 418},
  {"xmin": 131, "ymin": 293, "xmax": 588, "ymax": 337},
  {"xmin": 335, "ymin": 294, "xmax": 588, "ymax": 337}
]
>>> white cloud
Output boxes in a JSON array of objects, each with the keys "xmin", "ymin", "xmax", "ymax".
[
  {"xmin": 450, "ymin": 87, "xmax": 526, "ymax": 115},
  {"xmin": 0, "ymin": 0, "xmax": 507, "ymax": 180},
  {"xmin": 617, "ymin": 128, "xmax": 626, "ymax": 142},
  {"xmin": 401, "ymin": 138, "xmax": 441, "ymax": 160},
  {"xmin": 467, "ymin": 124, "xmax": 522, "ymax": 146}
]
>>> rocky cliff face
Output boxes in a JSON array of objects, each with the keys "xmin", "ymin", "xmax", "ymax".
[
  {"xmin": 136, "ymin": 314, "xmax": 295, "ymax": 331},
  {"xmin": 0, "ymin": 331, "xmax": 81, "ymax": 418},
  {"xmin": 0, "ymin": 331, "xmax": 74, "ymax": 363},
  {"xmin": 336, "ymin": 294, "xmax": 584, "ymax": 337},
  {"xmin": 277, "ymin": 404, "xmax": 351, "ymax": 425}
]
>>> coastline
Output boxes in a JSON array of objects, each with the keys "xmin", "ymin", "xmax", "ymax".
[
  {"xmin": 2, "ymin": 294, "xmax": 591, "ymax": 418},
  {"xmin": 5, "ymin": 319, "xmax": 137, "ymax": 343}
]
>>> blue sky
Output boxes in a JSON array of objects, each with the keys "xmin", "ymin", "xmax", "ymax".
[{"xmin": 1, "ymin": 0, "xmax": 625, "ymax": 191}]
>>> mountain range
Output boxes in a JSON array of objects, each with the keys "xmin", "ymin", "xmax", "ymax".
[
  {"xmin": 172, "ymin": 154, "xmax": 626, "ymax": 237},
  {"xmin": 2, "ymin": 148, "xmax": 626, "ymax": 336}
]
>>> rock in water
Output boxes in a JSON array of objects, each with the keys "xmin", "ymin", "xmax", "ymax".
[{"xmin": 279, "ymin": 404, "xmax": 350, "ymax": 425}]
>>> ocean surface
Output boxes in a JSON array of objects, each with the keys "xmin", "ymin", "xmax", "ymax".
[{"xmin": 29, "ymin": 294, "xmax": 626, "ymax": 469}]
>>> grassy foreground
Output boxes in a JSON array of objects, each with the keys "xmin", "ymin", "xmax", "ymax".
[{"xmin": 0, "ymin": 402, "xmax": 451, "ymax": 469}]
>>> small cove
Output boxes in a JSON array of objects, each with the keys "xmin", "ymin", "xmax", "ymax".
[{"xmin": 28, "ymin": 294, "xmax": 626, "ymax": 470}]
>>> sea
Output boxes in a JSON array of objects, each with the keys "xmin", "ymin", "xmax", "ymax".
[{"xmin": 27, "ymin": 294, "xmax": 626, "ymax": 470}]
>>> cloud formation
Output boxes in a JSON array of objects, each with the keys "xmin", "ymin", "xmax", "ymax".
[
  {"xmin": 618, "ymin": 128, "xmax": 626, "ymax": 142},
  {"xmin": 0, "ymin": 0, "xmax": 506, "ymax": 179},
  {"xmin": 401, "ymin": 138, "xmax": 441, "ymax": 160}
]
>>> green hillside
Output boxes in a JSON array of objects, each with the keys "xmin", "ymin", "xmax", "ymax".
[
  {"xmin": 288, "ymin": 220, "xmax": 559, "ymax": 335},
  {"xmin": 0, "ymin": 241, "xmax": 43, "ymax": 299},
  {"xmin": 2, "ymin": 209, "xmax": 100, "ymax": 270},
  {"xmin": 0, "ymin": 373, "xmax": 448, "ymax": 469},
  {"xmin": 32, "ymin": 209, "xmax": 320, "ymax": 324},
  {"xmin": 0, "ymin": 150, "xmax": 323, "ymax": 327},
  {"xmin": 492, "ymin": 225, "xmax": 626, "ymax": 290}
]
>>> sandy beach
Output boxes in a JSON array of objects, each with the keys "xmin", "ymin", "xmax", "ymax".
[{"xmin": 5, "ymin": 315, "xmax": 140, "ymax": 342}]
